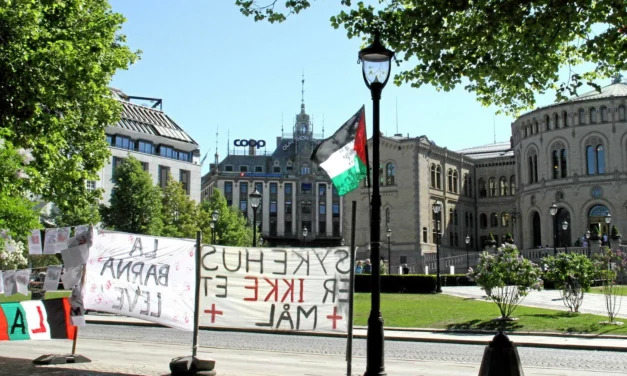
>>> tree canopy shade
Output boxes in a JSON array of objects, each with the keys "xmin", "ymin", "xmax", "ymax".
[
  {"xmin": 199, "ymin": 190, "xmax": 259, "ymax": 247},
  {"xmin": 0, "ymin": 0, "xmax": 140, "ymax": 213},
  {"xmin": 236, "ymin": 0, "xmax": 627, "ymax": 114}
]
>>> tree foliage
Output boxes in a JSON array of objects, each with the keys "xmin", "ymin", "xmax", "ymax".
[
  {"xmin": 100, "ymin": 156, "xmax": 162, "ymax": 236},
  {"xmin": 0, "ymin": 0, "xmax": 140, "ymax": 213},
  {"xmin": 236, "ymin": 0, "xmax": 627, "ymax": 114},
  {"xmin": 542, "ymin": 252, "xmax": 595, "ymax": 313},
  {"xmin": 161, "ymin": 175, "xmax": 199, "ymax": 239},
  {"xmin": 199, "ymin": 190, "xmax": 259, "ymax": 247}
]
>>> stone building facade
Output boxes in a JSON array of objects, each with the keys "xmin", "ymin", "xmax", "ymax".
[{"xmin": 344, "ymin": 80, "xmax": 627, "ymax": 273}]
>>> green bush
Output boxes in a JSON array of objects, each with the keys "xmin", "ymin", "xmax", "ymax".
[{"xmin": 354, "ymin": 274, "xmax": 475, "ymax": 294}]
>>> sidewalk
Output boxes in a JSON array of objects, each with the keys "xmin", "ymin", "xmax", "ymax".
[{"xmin": 85, "ymin": 313, "xmax": 627, "ymax": 352}]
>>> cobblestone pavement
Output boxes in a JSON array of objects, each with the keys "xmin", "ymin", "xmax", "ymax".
[{"xmin": 77, "ymin": 324, "xmax": 627, "ymax": 373}]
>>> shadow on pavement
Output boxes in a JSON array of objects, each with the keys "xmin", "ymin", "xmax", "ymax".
[
  {"xmin": 0, "ymin": 356, "xmax": 145, "ymax": 376},
  {"xmin": 445, "ymin": 319, "xmax": 524, "ymax": 331}
]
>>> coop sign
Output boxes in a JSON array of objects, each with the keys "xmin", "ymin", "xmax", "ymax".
[{"xmin": 234, "ymin": 139, "xmax": 266, "ymax": 149}]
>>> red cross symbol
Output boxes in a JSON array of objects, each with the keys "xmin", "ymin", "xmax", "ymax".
[
  {"xmin": 326, "ymin": 307, "xmax": 343, "ymax": 330},
  {"xmin": 204, "ymin": 304, "xmax": 223, "ymax": 323}
]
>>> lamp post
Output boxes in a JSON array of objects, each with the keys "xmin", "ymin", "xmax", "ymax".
[
  {"xmin": 433, "ymin": 200, "xmax": 442, "ymax": 293},
  {"xmin": 586, "ymin": 230, "xmax": 591, "ymax": 257},
  {"xmin": 359, "ymin": 30, "xmax": 394, "ymax": 376},
  {"xmin": 341, "ymin": 238, "xmax": 346, "ymax": 246},
  {"xmin": 209, "ymin": 220, "xmax": 216, "ymax": 244},
  {"xmin": 211, "ymin": 210, "xmax": 220, "ymax": 244},
  {"xmin": 550, "ymin": 202, "xmax": 558, "ymax": 256},
  {"xmin": 302, "ymin": 226, "xmax": 308, "ymax": 247},
  {"xmin": 606, "ymin": 213, "xmax": 612, "ymax": 249},
  {"xmin": 562, "ymin": 221, "xmax": 569, "ymax": 253},
  {"xmin": 510, "ymin": 207, "xmax": 519, "ymax": 243},
  {"xmin": 465, "ymin": 234, "xmax": 470, "ymax": 270},
  {"xmin": 386, "ymin": 228, "xmax": 391, "ymax": 273},
  {"xmin": 249, "ymin": 189, "xmax": 262, "ymax": 247}
]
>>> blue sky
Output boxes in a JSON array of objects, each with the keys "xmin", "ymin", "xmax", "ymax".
[{"xmin": 109, "ymin": 1, "xmax": 581, "ymax": 174}]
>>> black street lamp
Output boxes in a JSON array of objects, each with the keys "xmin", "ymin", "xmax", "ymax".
[
  {"xmin": 562, "ymin": 221, "xmax": 569, "ymax": 253},
  {"xmin": 606, "ymin": 213, "xmax": 612, "ymax": 249},
  {"xmin": 211, "ymin": 210, "xmax": 220, "ymax": 244},
  {"xmin": 432, "ymin": 200, "xmax": 442, "ymax": 293},
  {"xmin": 386, "ymin": 228, "xmax": 392, "ymax": 273},
  {"xmin": 550, "ymin": 202, "xmax": 558, "ymax": 256},
  {"xmin": 249, "ymin": 189, "xmax": 262, "ymax": 247},
  {"xmin": 358, "ymin": 29, "xmax": 394, "ymax": 376},
  {"xmin": 510, "ymin": 207, "xmax": 519, "ymax": 243},
  {"xmin": 465, "ymin": 234, "xmax": 470, "ymax": 270},
  {"xmin": 586, "ymin": 230, "xmax": 591, "ymax": 257},
  {"xmin": 302, "ymin": 226, "xmax": 308, "ymax": 247}
]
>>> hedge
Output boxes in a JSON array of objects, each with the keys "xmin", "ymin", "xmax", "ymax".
[{"xmin": 354, "ymin": 274, "xmax": 475, "ymax": 294}]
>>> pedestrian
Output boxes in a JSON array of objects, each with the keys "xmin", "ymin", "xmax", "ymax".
[
  {"xmin": 355, "ymin": 260, "xmax": 363, "ymax": 274},
  {"xmin": 402, "ymin": 264, "xmax": 409, "ymax": 275},
  {"xmin": 363, "ymin": 259, "xmax": 372, "ymax": 274}
]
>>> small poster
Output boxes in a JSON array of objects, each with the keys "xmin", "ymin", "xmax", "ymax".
[
  {"xmin": 3, "ymin": 271, "xmax": 16, "ymax": 297},
  {"xmin": 70, "ymin": 285, "xmax": 86, "ymax": 327},
  {"xmin": 43, "ymin": 265, "xmax": 62, "ymax": 291},
  {"xmin": 15, "ymin": 269, "xmax": 30, "ymax": 296},
  {"xmin": 43, "ymin": 228, "xmax": 58, "ymax": 254},
  {"xmin": 56, "ymin": 227, "xmax": 71, "ymax": 251},
  {"xmin": 61, "ymin": 265, "xmax": 83, "ymax": 290},
  {"xmin": 28, "ymin": 229, "xmax": 43, "ymax": 255}
]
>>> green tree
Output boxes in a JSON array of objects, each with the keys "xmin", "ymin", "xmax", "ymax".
[
  {"xmin": 236, "ymin": 1, "xmax": 627, "ymax": 114},
  {"xmin": 0, "ymin": 0, "xmax": 140, "ymax": 214},
  {"xmin": 46, "ymin": 204, "xmax": 101, "ymax": 228},
  {"xmin": 161, "ymin": 175, "xmax": 199, "ymax": 239},
  {"xmin": 100, "ymin": 156, "xmax": 162, "ymax": 235},
  {"xmin": 199, "ymin": 190, "xmax": 259, "ymax": 247},
  {"xmin": 542, "ymin": 253, "xmax": 596, "ymax": 313}
]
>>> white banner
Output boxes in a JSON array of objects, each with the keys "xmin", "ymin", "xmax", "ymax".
[
  {"xmin": 28, "ymin": 229, "xmax": 43, "ymax": 255},
  {"xmin": 83, "ymin": 230, "xmax": 197, "ymax": 331},
  {"xmin": 199, "ymin": 246, "xmax": 351, "ymax": 332}
]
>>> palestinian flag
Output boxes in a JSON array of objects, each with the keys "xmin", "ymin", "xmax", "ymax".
[
  {"xmin": 311, "ymin": 106, "xmax": 368, "ymax": 195},
  {"xmin": 0, "ymin": 298, "xmax": 76, "ymax": 341}
]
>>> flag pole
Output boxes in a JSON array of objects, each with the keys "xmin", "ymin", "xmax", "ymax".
[{"xmin": 346, "ymin": 201, "xmax": 357, "ymax": 376}]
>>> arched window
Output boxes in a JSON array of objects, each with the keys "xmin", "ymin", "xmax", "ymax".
[
  {"xmin": 590, "ymin": 107, "xmax": 597, "ymax": 123},
  {"xmin": 463, "ymin": 173, "xmax": 468, "ymax": 196},
  {"xmin": 545, "ymin": 115, "xmax": 551, "ymax": 131},
  {"xmin": 449, "ymin": 208, "xmax": 454, "ymax": 226},
  {"xmin": 509, "ymin": 175, "xmax": 516, "ymax": 195},
  {"xmin": 553, "ymin": 113, "xmax": 559, "ymax": 129},
  {"xmin": 527, "ymin": 149, "xmax": 538, "ymax": 184},
  {"xmin": 379, "ymin": 163, "xmax": 384, "ymax": 185},
  {"xmin": 585, "ymin": 138, "xmax": 605, "ymax": 175},
  {"xmin": 501, "ymin": 213, "xmax": 509, "ymax": 227},
  {"xmin": 469, "ymin": 213, "xmax": 474, "ymax": 228},
  {"xmin": 524, "ymin": 127, "xmax": 528, "ymax": 137},
  {"xmin": 560, "ymin": 149, "xmax": 567, "ymax": 178},
  {"xmin": 533, "ymin": 120, "xmax": 539, "ymax": 133},
  {"xmin": 601, "ymin": 106, "xmax": 609, "ymax": 122},
  {"xmin": 490, "ymin": 213, "xmax": 498, "ymax": 228},
  {"xmin": 301, "ymin": 163, "xmax": 310, "ymax": 175},
  {"xmin": 478, "ymin": 178, "xmax": 486, "ymax": 198},
  {"xmin": 488, "ymin": 177, "xmax": 497, "ymax": 197},
  {"xmin": 499, "ymin": 176, "xmax": 508, "ymax": 196},
  {"xmin": 465, "ymin": 212, "xmax": 469, "ymax": 227},
  {"xmin": 422, "ymin": 227, "xmax": 427, "ymax": 243},
  {"xmin": 452, "ymin": 170, "xmax": 458, "ymax": 193},
  {"xmin": 579, "ymin": 109, "xmax": 586, "ymax": 125},
  {"xmin": 619, "ymin": 105, "xmax": 626, "ymax": 121},
  {"xmin": 386, "ymin": 163, "xmax": 396, "ymax": 185},
  {"xmin": 479, "ymin": 213, "xmax": 488, "ymax": 229},
  {"xmin": 430, "ymin": 164, "xmax": 436, "ymax": 188},
  {"xmin": 447, "ymin": 169, "xmax": 453, "ymax": 192},
  {"xmin": 435, "ymin": 165, "xmax": 442, "ymax": 189},
  {"xmin": 562, "ymin": 110, "xmax": 569, "ymax": 127},
  {"xmin": 550, "ymin": 142, "xmax": 567, "ymax": 179},
  {"xmin": 385, "ymin": 208, "xmax": 390, "ymax": 226}
]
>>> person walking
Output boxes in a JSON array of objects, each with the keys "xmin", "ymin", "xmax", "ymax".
[
  {"xmin": 363, "ymin": 259, "xmax": 372, "ymax": 274},
  {"xmin": 355, "ymin": 260, "xmax": 363, "ymax": 274}
]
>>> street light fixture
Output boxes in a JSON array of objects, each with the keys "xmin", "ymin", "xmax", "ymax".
[
  {"xmin": 550, "ymin": 202, "xmax": 558, "ymax": 255},
  {"xmin": 359, "ymin": 29, "xmax": 394, "ymax": 376},
  {"xmin": 341, "ymin": 238, "xmax": 346, "ymax": 246},
  {"xmin": 510, "ymin": 207, "xmax": 519, "ymax": 243},
  {"xmin": 432, "ymin": 200, "xmax": 442, "ymax": 294},
  {"xmin": 465, "ymin": 234, "xmax": 470, "ymax": 270},
  {"xmin": 605, "ymin": 213, "xmax": 612, "ymax": 249},
  {"xmin": 562, "ymin": 221, "xmax": 569, "ymax": 253},
  {"xmin": 386, "ymin": 228, "xmax": 392, "ymax": 273},
  {"xmin": 302, "ymin": 226, "xmax": 308, "ymax": 247},
  {"xmin": 211, "ymin": 210, "xmax": 220, "ymax": 244},
  {"xmin": 249, "ymin": 189, "xmax": 262, "ymax": 247},
  {"xmin": 209, "ymin": 220, "xmax": 216, "ymax": 244},
  {"xmin": 586, "ymin": 230, "xmax": 591, "ymax": 257}
]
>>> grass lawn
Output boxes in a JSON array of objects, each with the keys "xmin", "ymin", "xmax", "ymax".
[
  {"xmin": 0, "ymin": 291, "xmax": 70, "ymax": 304},
  {"xmin": 588, "ymin": 285, "xmax": 627, "ymax": 296},
  {"xmin": 354, "ymin": 293, "xmax": 627, "ymax": 335}
]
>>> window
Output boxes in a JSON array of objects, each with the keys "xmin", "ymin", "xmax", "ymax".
[
  {"xmin": 452, "ymin": 170, "xmax": 458, "ymax": 193},
  {"xmin": 319, "ymin": 202, "xmax": 326, "ymax": 215},
  {"xmin": 524, "ymin": 127, "xmax": 528, "ymax": 137},
  {"xmin": 562, "ymin": 110, "xmax": 569, "ymax": 127},
  {"xmin": 465, "ymin": 212, "xmax": 469, "ymax": 227},
  {"xmin": 179, "ymin": 170, "xmax": 190, "ymax": 195},
  {"xmin": 136, "ymin": 140, "xmax": 152, "ymax": 154},
  {"xmin": 332, "ymin": 221, "xmax": 340, "ymax": 237},
  {"xmin": 301, "ymin": 163, "xmax": 310, "ymax": 175},
  {"xmin": 590, "ymin": 107, "xmax": 597, "ymax": 123},
  {"xmin": 86, "ymin": 180, "xmax": 96, "ymax": 191},
  {"xmin": 448, "ymin": 169, "xmax": 453, "ymax": 192},
  {"xmin": 509, "ymin": 175, "xmax": 516, "ymax": 195},
  {"xmin": 386, "ymin": 163, "xmax": 396, "ymax": 185},
  {"xmin": 435, "ymin": 165, "xmax": 441, "ymax": 189},
  {"xmin": 270, "ymin": 183, "xmax": 278, "ymax": 194},
  {"xmin": 430, "ymin": 164, "xmax": 437, "ymax": 188},
  {"xmin": 301, "ymin": 183, "xmax": 312, "ymax": 194},
  {"xmin": 400, "ymin": 256, "xmax": 407, "ymax": 264},
  {"xmin": 490, "ymin": 213, "xmax": 498, "ymax": 228},
  {"xmin": 619, "ymin": 105, "xmax": 626, "ymax": 121},
  {"xmin": 106, "ymin": 135, "xmax": 113, "ymax": 145},
  {"xmin": 332, "ymin": 186, "xmax": 338, "ymax": 196},
  {"xmin": 240, "ymin": 182, "xmax": 248, "ymax": 194},
  {"xmin": 501, "ymin": 213, "xmax": 509, "ymax": 227},
  {"xmin": 553, "ymin": 113, "xmax": 559, "ymax": 129},
  {"xmin": 527, "ymin": 150, "xmax": 538, "ymax": 184},
  {"xmin": 255, "ymin": 166, "xmax": 263, "ymax": 173},
  {"xmin": 115, "ymin": 136, "xmax": 133, "ymax": 150},
  {"xmin": 225, "ymin": 165, "xmax": 233, "ymax": 172},
  {"xmin": 488, "ymin": 177, "xmax": 496, "ymax": 197},
  {"xmin": 224, "ymin": 182, "xmax": 233, "ymax": 206},
  {"xmin": 586, "ymin": 138, "xmax": 606, "ymax": 175},
  {"xmin": 533, "ymin": 120, "xmax": 539, "ymax": 133},
  {"xmin": 379, "ymin": 164, "xmax": 384, "ymax": 185},
  {"xmin": 385, "ymin": 208, "xmax": 390, "ymax": 226},
  {"xmin": 422, "ymin": 227, "xmax": 427, "ymax": 243},
  {"xmin": 332, "ymin": 203, "xmax": 340, "ymax": 217},
  {"xmin": 463, "ymin": 173, "xmax": 468, "ymax": 196},
  {"xmin": 479, "ymin": 213, "xmax": 487, "ymax": 229},
  {"xmin": 240, "ymin": 165, "xmax": 248, "ymax": 172},
  {"xmin": 273, "ymin": 166, "xmax": 281, "ymax": 173},
  {"xmin": 160, "ymin": 145, "xmax": 174, "ymax": 158},
  {"xmin": 454, "ymin": 209, "xmax": 458, "ymax": 226},
  {"xmin": 302, "ymin": 221, "xmax": 311, "ymax": 234},
  {"xmin": 579, "ymin": 109, "xmax": 586, "ymax": 125},
  {"xmin": 319, "ymin": 221, "xmax": 327, "ymax": 234},
  {"xmin": 255, "ymin": 182, "xmax": 263, "ymax": 195},
  {"xmin": 285, "ymin": 221, "xmax": 292, "ymax": 235},
  {"xmin": 468, "ymin": 175, "xmax": 473, "ymax": 197},
  {"xmin": 478, "ymin": 178, "xmax": 487, "ymax": 198},
  {"xmin": 302, "ymin": 201, "xmax": 311, "ymax": 214},
  {"xmin": 239, "ymin": 182, "xmax": 249, "ymax": 216},
  {"xmin": 285, "ymin": 183, "xmax": 292, "ymax": 195},
  {"xmin": 158, "ymin": 165, "xmax": 170, "ymax": 188},
  {"xmin": 270, "ymin": 183, "xmax": 277, "ymax": 217},
  {"xmin": 140, "ymin": 161, "xmax": 149, "ymax": 171},
  {"xmin": 319, "ymin": 184, "xmax": 326, "ymax": 196},
  {"xmin": 499, "ymin": 176, "xmax": 507, "ymax": 196},
  {"xmin": 177, "ymin": 151, "xmax": 190, "ymax": 162},
  {"xmin": 449, "ymin": 208, "xmax": 454, "ymax": 226},
  {"xmin": 470, "ymin": 213, "xmax": 474, "ymax": 228},
  {"xmin": 285, "ymin": 200, "xmax": 292, "ymax": 214},
  {"xmin": 545, "ymin": 115, "xmax": 551, "ymax": 131},
  {"xmin": 601, "ymin": 106, "xmax": 609, "ymax": 122}
]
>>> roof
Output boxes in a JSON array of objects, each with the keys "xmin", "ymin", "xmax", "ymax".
[
  {"xmin": 527, "ymin": 81, "xmax": 627, "ymax": 115},
  {"xmin": 457, "ymin": 141, "xmax": 513, "ymax": 160},
  {"xmin": 110, "ymin": 88, "xmax": 198, "ymax": 146}
]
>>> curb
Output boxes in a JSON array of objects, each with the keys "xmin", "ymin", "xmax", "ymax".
[{"xmin": 84, "ymin": 316, "xmax": 627, "ymax": 352}]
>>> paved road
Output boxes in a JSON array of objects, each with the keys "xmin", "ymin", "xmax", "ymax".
[
  {"xmin": 77, "ymin": 323, "xmax": 627, "ymax": 373},
  {"xmin": 442, "ymin": 286, "xmax": 627, "ymax": 318}
]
